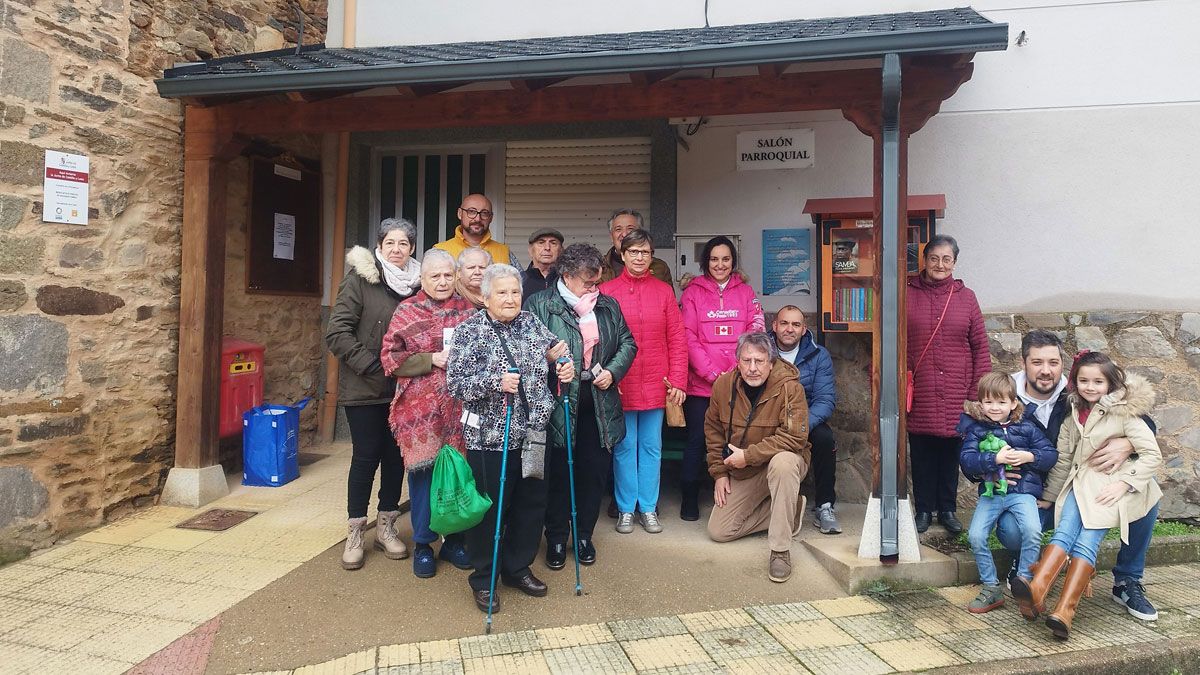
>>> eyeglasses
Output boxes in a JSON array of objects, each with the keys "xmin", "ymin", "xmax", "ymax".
[
  {"xmin": 926, "ymin": 254, "xmax": 955, "ymax": 266},
  {"xmin": 460, "ymin": 207, "xmax": 494, "ymax": 220},
  {"xmin": 624, "ymin": 249, "xmax": 653, "ymax": 258}
]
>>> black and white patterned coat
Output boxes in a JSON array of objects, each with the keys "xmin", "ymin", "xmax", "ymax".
[{"xmin": 447, "ymin": 309, "xmax": 558, "ymax": 453}]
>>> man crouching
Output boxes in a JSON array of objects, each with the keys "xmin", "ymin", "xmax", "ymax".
[{"xmin": 706, "ymin": 332, "xmax": 812, "ymax": 582}]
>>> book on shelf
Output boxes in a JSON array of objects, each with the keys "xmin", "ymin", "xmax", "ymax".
[{"xmin": 832, "ymin": 287, "xmax": 874, "ymax": 323}]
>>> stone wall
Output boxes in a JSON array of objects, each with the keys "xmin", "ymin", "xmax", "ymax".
[
  {"xmin": 980, "ymin": 311, "xmax": 1200, "ymax": 518},
  {"xmin": 221, "ymin": 147, "xmax": 324, "ymax": 436},
  {"xmin": 817, "ymin": 311, "xmax": 1200, "ymax": 513},
  {"xmin": 0, "ymin": 1, "xmax": 326, "ymax": 550}
]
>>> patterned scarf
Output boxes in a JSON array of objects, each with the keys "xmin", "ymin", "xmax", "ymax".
[
  {"xmin": 557, "ymin": 279, "xmax": 599, "ymax": 368},
  {"xmin": 375, "ymin": 249, "xmax": 421, "ymax": 297}
]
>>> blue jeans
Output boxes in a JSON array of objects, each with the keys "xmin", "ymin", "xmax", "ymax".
[
  {"xmin": 614, "ymin": 409, "xmax": 665, "ymax": 514},
  {"xmin": 1048, "ymin": 491, "xmax": 1108, "ymax": 566},
  {"xmin": 969, "ymin": 492, "xmax": 1042, "ymax": 585},
  {"xmin": 997, "ymin": 499, "xmax": 1158, "ymax": 582},
  {"xmin": 407, "ymin": 468, "xmax": 463, "ymax": 550}
]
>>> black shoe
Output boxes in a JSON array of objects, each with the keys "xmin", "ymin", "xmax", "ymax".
[
  {"xmin": 607, "ymin": 500, "xmax": 618, "ymax": 519},
  {"xmin": 938, "ymin": 511, "xmax": 963, "ymax": 534},
  {"xmin": 680, "ymin": 482, "xmax": 700, "ymax": 522},
  {"xmin": 502, "ymin": 573, "xmax": 548, "ymax": 597},
  {"xmin": 915, "ymin": 511, "xmax": 932, "ymax": 533},
  {"xmin": 545, "ymin": 543, "xmax": 567, "ymax": 570},
  {"xmin": 576, "ymin": 538, "xmax": 596, "ymax": 565},
  {"xmin": 473, "ymin": 588, "xmax": 499, "ymax": 613}
]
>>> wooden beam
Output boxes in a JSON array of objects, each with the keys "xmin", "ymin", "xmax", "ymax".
[
  {"xmin": 393, "ymin": 82, "xmax": 461, "ymax": 98},
  {"xmin": 628, "ymin": 69, "xmax": 677, "ymax": 86},
  {"xmin": 757, "ymin": 63, "xmax": 785, "ymax": 79},
  {"xmin": 174, "ymin": 106, "xmax": 245, "ymax": 470},
  {"xmin": 319, "ymin": 132, "xmax": 351, "ymax": 442},
  {"xmin": 286, "ymin": 89, "xmax": 365, "ymax": 103},
  {"xmin": 509, "ymin": 76, "xmax": 569, "ymax": 93},
  {"xmin": 207, "ymin": 68, "xmax": 891, "ymax": 135}
]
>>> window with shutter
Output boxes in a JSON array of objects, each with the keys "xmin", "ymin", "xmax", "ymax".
[{"xmin": 505, "ymin": 137, "xmax": 652, "ymax": 265}]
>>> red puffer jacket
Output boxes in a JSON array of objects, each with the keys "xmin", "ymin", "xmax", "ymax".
[
  {"xmin": 601, "ymin": 269, "xmax": 687, "ymax": 411},
  {"xmin": 906, "ymin": 273, "xmax": 990, "ymax": 437}
]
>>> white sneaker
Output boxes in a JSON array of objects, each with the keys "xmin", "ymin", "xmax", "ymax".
[
  {"xmin": 640, "ymin": 511, "xmax": 663, "ymax": 534},
  {"xmin": 615, "ymin": 512, "xmax": 635, "ymax": 534}
]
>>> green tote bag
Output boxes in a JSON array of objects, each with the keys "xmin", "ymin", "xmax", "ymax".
[{"xmin": 429, "ymin": 445, "xmax": 492, "ymax": 535}]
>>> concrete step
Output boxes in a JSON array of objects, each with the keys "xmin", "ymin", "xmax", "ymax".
[{"xmin": 803, "ymin": 537, "xmax": 959, "ymax": 594}]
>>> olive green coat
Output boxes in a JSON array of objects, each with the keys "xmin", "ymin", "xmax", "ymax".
[{"xmin": 525, "ymin": 287, "xmax": 637, "ymax": 450}]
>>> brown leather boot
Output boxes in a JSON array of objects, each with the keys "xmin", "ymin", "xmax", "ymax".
[
  {"xmin": 1046, "ymin": 557, "xmax": 1096, "ymax": 640},
  {"xmin": 1011, "ymin": 544, "xmax": 1069, "ymax": 620}
]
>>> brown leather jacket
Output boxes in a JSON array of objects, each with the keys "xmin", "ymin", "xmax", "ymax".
[{"xmin": 705, "ymin": 358, "xmax": 811, "ymax": 481}]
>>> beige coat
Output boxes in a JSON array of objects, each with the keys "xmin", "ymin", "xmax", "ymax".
[{"xmin": 1044, "ymin": 374, "xmax": 1161, "ymax": 544}]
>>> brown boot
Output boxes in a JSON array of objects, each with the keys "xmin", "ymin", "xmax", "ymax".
[
  {"xmin": 1046, "ymin": 557, "xmax": 1096, "ymax": 640},
  {"xmin": 1011, "ymin": 545, "xmax": 1068, "ymax": 620}
]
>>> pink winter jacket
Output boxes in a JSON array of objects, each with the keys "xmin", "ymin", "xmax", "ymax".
[
  {"xmin": 905, "ymin": 273, "xmax": 990, "ymax": 437},
  {"xmin": 680, "ymin": 273, "xmax": 764, "ymax": 397},
  {"xmin": 601, "ymin": 269, "xmax": 688, "ymax": 411}
]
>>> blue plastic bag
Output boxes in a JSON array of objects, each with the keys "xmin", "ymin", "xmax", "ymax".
[{"xmin": 242, "ymin": 398, "xmax": 309, "ymax": 487}]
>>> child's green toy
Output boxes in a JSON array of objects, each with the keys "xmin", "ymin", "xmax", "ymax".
[{"xmin": 979, "ymin": 432, "xmax": 1010, "ymax": 497}]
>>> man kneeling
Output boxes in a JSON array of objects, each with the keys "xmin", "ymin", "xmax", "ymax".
[{"xmin": 706, "ymin": 332, "xmax": 812, "ymax": 582}]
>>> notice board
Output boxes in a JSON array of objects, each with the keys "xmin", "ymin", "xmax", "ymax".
[{"xmin": 246, "ymin": 158, "xmax": 321, "ymax": 295}]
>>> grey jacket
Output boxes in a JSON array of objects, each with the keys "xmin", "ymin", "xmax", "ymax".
[{"xmin": 325, "ymin": 246, "xmax": 412, "ymax": 406}]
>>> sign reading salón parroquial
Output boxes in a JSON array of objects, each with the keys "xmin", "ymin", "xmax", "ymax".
[{"xmin": 736, "ymin": 128, "xmax": 815, "ymax": 171}]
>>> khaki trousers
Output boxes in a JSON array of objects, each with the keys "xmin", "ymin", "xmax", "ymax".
[{"xmin": 707, "ymin": 452, "xmax": 807, "ymax": 552}]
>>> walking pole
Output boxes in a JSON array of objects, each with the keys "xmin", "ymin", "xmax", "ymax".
[
  {"xmin": 557, "ymin": 356, "xmax": 584, "ymax": 596},
  {"xmin": 486, "ymin": 367, "xmax": 519, "ymax": 634}
]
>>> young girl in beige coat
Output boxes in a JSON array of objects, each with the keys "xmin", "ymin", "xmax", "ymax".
[{"xmin": 1011, "ymin": 351, "xmax": 1161, "ymax": 639}]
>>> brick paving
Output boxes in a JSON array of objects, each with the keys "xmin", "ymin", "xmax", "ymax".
[
  {"xmin": 252, "ymin": 567, "xmax": 1200, "ymax": 674},
  {"xmin": 1, "ymin": 441, "xmax": 1198, "ymax": 674}
]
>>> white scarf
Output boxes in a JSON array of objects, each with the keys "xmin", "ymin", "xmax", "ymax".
[{"xmin": 375, "ymin": 249, "xmax": 421, "ymax": 297}]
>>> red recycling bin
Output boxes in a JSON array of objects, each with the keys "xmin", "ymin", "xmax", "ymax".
[{"xmin": 220, "ymin": 337, "xmax": 265, "ymax": 438}]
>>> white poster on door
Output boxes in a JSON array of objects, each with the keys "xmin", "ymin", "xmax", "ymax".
[
  {"xmin": 273, "ymin": 213, "xmax": 296, "ymax": 260},
  {"xmin": 42, "ymin": 150, "xmax": 89, "ymax": 225}
]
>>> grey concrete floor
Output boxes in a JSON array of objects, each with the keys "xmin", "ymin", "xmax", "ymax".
[{"xmin": 204, "ymin": 487, "xmax": 861, "ymax": 675}]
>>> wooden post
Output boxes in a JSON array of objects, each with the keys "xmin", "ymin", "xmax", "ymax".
[
  {"xmin": 319, "ymin": 132, "xmax": 351, "ymax": 442},
  {"xmin": 163, "ymin": 107, "xmax": 242, "ymax": 506}
]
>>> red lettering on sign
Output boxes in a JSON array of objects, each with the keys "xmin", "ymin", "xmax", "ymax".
[{"xmin": 46, "ymin": 168, "xmax": 88, "ymax": 183}]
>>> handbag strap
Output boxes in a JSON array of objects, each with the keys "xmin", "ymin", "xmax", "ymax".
[
  {"xmin": 914, "ymin": 287, "xmax": 954, "ymax": 372},
  {"xmin": 488, "ymin": 316, "xmax": 531, "ymax": 416}
]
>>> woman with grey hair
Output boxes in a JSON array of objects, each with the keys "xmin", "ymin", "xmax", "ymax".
[
  {"xmin": 447, "ymin": 264, "xmax": 574, "ymax": 612},
  {"xmin": 527, "ymin": 244, "xmax": 637, "ymax": 569},
  {"xmin": 455, "ymin": 246, "xmax": 492, "ymax": 309},
  {"xmin": 380, "ymin": 247, "xmax": 475, "ymax": 578},
  {"xmin": 326, "ymin": 218, "xmax": 421, "ymax": 571}
]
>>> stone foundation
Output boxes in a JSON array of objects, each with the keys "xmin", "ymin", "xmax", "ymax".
[
  {"xmin": 974, "ymin": 311, "xmax": 1200, "ymax": 518},
  {"xmin": 819, "ymin": 311, "xmax": 1200, "ymax": 515},
  {"xmin": 0, "ymin": 1, "xmax": 326, "ymax": 551}
]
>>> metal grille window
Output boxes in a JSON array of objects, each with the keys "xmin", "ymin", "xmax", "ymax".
[
  {"xmin": 504, "ymin": 138, "xmax": 652, "ymax": 265},
  {"xmin": 374, "ymin": 149, "xmax": 491, "ymax": 253}
]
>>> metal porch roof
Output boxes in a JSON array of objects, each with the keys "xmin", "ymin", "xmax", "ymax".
[{"xmin": 156, "ymin": 7, "xmax": 1006, "ymax": 99}]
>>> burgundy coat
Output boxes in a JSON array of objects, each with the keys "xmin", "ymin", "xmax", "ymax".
[{"xmin": 905, "ymin": 273, "xmax": 990, "ymax": 437}]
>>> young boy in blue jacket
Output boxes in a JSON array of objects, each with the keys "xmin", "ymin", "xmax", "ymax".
[{"xmin": 959, "ymin": 372, "xmax": 1058, "ymax": 614}]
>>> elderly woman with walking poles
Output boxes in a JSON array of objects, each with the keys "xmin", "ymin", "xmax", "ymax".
[
  {"xmin": 447, "ymin": 264, "xmax": 574, "ymax": 614},
  {"xmin": 380, "ymin": 248, "xmax": 475, "ymax": 578},
  {"xmin": 599, "ymin": 229, "xmax": 685, "ymax": 535},
  {"xmin": 326, "ymin": 218, "xmax": 421, "ymax": 571},
  {"xmin": 527, "ymin": 244, "xmax": 637, "ymax": 570}
]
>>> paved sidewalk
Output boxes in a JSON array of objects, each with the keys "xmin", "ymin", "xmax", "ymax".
[
  {"xmin": 0, "ymin": 443, "xmax": 359, "ymax": 674},
  {"xmin": 2, "ymin": 440, "xmax": 1198, "ymax": 674},
  {"xmin": 245, "ymin": 564, "xmax": 1200, "ymax": 674}
]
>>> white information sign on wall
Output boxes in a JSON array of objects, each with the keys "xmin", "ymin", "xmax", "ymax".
[
  {"xmin": 273, "ymin": 212, "xmax": 296, "ymax": 260},
  {"xmin": 736, "ymin": 128, "xmax": 814, "ymax": 171},
  {"xmin": 42, "ymin": 150, "xmax": 90, "ymax": 225}
]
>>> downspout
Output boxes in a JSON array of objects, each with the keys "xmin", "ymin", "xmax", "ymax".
[
  {"xmin": 878, "ymin": 52, "xmax": 902, "ymax": 564},
  {"xmin": 319, "ymin": 0, "xmax": 357, "ymax": 441}
]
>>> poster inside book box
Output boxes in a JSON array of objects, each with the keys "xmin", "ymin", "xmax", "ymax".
[{"xmin": 832, "ymin": 239, "xmax": 859, "ymax": 275}]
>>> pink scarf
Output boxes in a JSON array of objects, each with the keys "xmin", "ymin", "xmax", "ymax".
[{"xmin": 558, "ymin": 280, "xmax": 600, "ymax": 368}]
